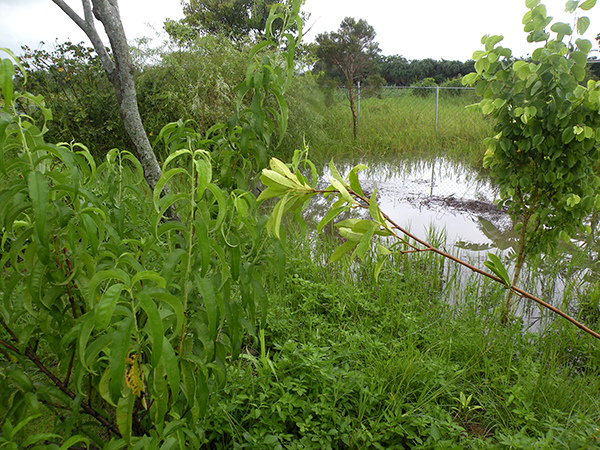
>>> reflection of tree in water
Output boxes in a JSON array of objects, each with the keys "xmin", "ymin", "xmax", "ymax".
[{"xmin": 456, "ymin": 217, "xmax": 517, "ymax": 252}]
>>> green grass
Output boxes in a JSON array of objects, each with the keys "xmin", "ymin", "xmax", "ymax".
[
  {"xmin": 193, "ymin": 229, "xmax": 600, "ymax": 448},
  {"xmin": 304, "ymin": 89, "xmax": 494, "ymax": 170}
]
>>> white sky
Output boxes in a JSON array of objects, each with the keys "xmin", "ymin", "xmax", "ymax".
[{"xmin": 1, "ymin": 0, "xmax": 599, "ymax": 61}]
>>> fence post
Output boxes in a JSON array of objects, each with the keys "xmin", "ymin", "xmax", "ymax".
[
  {"xmin": 435, "ymin": 86, "xmax": 439, "ymax": 135},
  {"xmin": 357, "ymin": 80, "xmax": 361, "ymax": 127}
]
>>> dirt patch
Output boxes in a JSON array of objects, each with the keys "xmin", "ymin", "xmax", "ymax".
[{"xmin": 419, "ymin": 195, "xmax": 508, "ymax": 219}]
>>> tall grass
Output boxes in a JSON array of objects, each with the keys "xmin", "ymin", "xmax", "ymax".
[{"xmin": 303, "ymin": 87, "xmax": 494, "ymax": 169}]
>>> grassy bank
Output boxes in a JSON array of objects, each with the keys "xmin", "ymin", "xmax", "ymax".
[{"xmin": 194, "ymin": 231, "xmax": 600, "ymax": 448}]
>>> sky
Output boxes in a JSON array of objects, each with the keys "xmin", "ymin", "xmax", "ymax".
[{"xmin": 1, "ymin": 0, "xmax": 600, "ymax": 62}]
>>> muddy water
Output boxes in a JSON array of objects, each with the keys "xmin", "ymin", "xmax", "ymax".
[
  {"xmin": 303, "ymin": 157, "xmax": 593, "ymax": 331},
  {"xmin": 311, "ymin": 157, "xmax": 514, "ymax": 252}
]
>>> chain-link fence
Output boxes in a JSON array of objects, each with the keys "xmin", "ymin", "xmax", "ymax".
[
  {"xmin": 335, "ymin": 85, "xmax": 485, "ymax": 139},
  {"xmin": 329, "ymin": 85, "xmax": 502, "ymax": 230}
]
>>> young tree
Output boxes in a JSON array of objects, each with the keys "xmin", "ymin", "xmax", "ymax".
[
  {"xmin": 51, "ymin": 0, "xmax": 165, "ymax": 194},
  {"xmin": 464, "ymin": 0, "xmax": 600, "ymax": 321},
  {"xmin": 315, "ymin": 17, "xmax": 380, "ymax": 138}
]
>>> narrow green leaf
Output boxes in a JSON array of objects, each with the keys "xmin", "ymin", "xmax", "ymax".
[
  {"xmin": 99, "ymin": 367, "xmax": 116, "ymax": 407},
  {"xmin": 110, "ymin": 316, "xmax": 134, "ymax": 403},
  {"xmin": 267, "ymin": 194, "xmax": 288, "ymax": 239},
  {"xmin": 94, "ymin": 283, "xmax": 125, "ymax": 330},
  {"xmin": 330, "ymin": 240, "xmax": 358, "ymax": 263},
  {"xmin": 260, "ymin": 168, "xmax": 301, "ymax": 191},
  {"xmin": 374, "ymin": 258, "xmax": 386, "ymax": 281},
  {"xmin": 88, "ymin": 269, "xmax": 131, "ymax": 304},
  {"xmin": 22, "ymin": 433, "xmax": 63, "ymax": 447},
  {"xmin": 162, "ymin": 148, "xmax": 192, "ymax": 171},
  {"xmin": 317, "ymin": 205, "xmax": 347, "ymax": 233},
  {"xmin": 329, "ymin": 177, "xmax": 354, "ymax": 204},
  {"xmin": 484, "ymin": 253, "xmax": 511, "ymax": 286},
  {"xmin": 139, "ymin": 293, "xmax": 164, "ymax": 367},
  {"xmin": 354, "ymin": 225, "xmax": 376, "ymax": 261},
  {"xmin": 58, "ymin": 435, "xmax": 90, "ymax": 450},
  {"xmin": 10, "ymin": 414, "xmax": 43, "ymax": 439},
  {"xmin": 162, "ymin": 336, "xmax": 180, "ymax": 401},
  {"xmin": 27, "ymin": 170, "xmax": 49, "ymax": 264},
  {"xmin": 197, "ymin": 275, "xmax": 218, "ymax": 340},
  {"xmin": 328, "ymin": 159, "xmax": 345, "ymax": 184},
  {"xmin": 0, "ymin": 58, "xmax": 15, "ymax": 110},
  {"xmin": 116, "ymin": 390, "xmax": 135, "ymax": 445},
  {"xmin": 195, "ymin": 216, "xmax": 211, "ymax": 276},
  {"xmin": 368, "ymin": 190, "xmax": 381, "ymax": 222},
  {"xmin": 131, "ymin": 271, "xmax": 166, "ymax": 289},
  {"xmin": 153, "ymin": 167, "xmax": 188, "ymax": 212},
  {"xmin": 146, "ymin": 288, "xmax": 185, "ymax": 333},
  {"xmin": 348, "ymin": 164, "xmax": 368, "ymax": 197},
  {"xmin": 78, "ymin": 312, "xmax": 95, "ymax": 371}
]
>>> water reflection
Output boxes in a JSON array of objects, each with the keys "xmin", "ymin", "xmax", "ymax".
[
  {"xmin": 308, "ymin": 157, "xmax": 514, "ymax": 252},
  {"xmin": 300, "ymin": 156, "xmax": 598, "ymax": 332}
]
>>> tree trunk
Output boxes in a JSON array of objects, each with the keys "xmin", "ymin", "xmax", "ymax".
[
  {"xmin": 51, "ymin": 0, "xmax": 163, "ymax": 192},
  {"xmin": 348, "ymin": 83, "xmax": 358, "ymax": 139},
  {"xmin": 501, "ymin": 187, "xmax": 538, "ymax": 323}
]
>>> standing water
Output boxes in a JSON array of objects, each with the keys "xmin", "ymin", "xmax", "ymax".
[{"xmin": 302, "ymin": 156, "xmax": 596, "ymax": 331}]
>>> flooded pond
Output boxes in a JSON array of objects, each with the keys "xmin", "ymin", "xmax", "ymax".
[
  {"xmin": 301, "ymin": 156, "xmax": 598, "ymax": 332},
  {"xmin": 305, "ymin": 157, "xmax": 515, "ymax": 252}
]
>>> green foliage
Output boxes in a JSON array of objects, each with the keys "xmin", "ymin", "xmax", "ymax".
[
  {"xmin": 441, "ymin": 77, "xmax": 469, "ymax": 97},
  {"xmin": 136, "ymin": 35, "xmax": 248, "ymax": 157},
  {"xmin": 0, "ymin": 1, "xmax": 302, "ymax": 446},
  {"xmin": 314, "ymin": 17, "xmax": 381, "ymax": 138},
  {"xmin": 166, "ymin": 0, "xmax": 305, "ymax": 45},
  {"xmin": 378, "ymin": 56, "xmax": 475, "ymax": 86},
  {"xmin": 18, "ymin": 41, "xmax": 128, "ymax": 160},
  {"xmin": 463, "ymin": 0, "xmax": 600, "ymax": 316},
  {"xmin": 314, "ymin": 17, "xmax": 381, "ymax": 87},
  {"xmin": 411, "ymin": 77, "xmax": 438, "ymax": 97},
  {"xmin": 312, "ymin": 89, "xmax": 489, "ymax": 163},
  {"xmin": 186, "ymin": 229, "xmax": 600, "ymax": 447}
]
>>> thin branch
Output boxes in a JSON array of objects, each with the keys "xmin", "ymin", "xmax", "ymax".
[
  {"xmin": 381, "ymin": 201, "xmax": 600, "ymax": 340},
  {"xmin": 50, "ymin": 0, "xmax": 116, "ymax": 77},
  {"xmin": 1, "ymin": 316, "xmax": 121, "ymax": 436},
  {"xmin": 342, "ymin": 188, "xmax": 600, "ymax": 340}
]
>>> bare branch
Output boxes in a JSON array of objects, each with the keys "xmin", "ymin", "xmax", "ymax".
[{"xmin": 51, "ymin": 0, "xmax": 115, "ymax": 77}]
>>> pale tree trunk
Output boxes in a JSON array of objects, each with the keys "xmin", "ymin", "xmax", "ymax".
[{"xmin": 51, "ymin": 0, "xmax": 163, "ymax": 192}]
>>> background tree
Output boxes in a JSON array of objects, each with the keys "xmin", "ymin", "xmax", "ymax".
[
  {"xmin": 166, "ymin": 0, "xmax": 305, "ymax": 45},
  {"xmin": 314, "ymin": 17, "xmax": 380, "ymax": 138},
  {"xmin": 377, "ymin": 56, "xmax": 475, "ymax": 86}
]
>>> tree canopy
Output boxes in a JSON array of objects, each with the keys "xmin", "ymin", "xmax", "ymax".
[
  {"xmin": 314, "ymin": 17, "xmax": 380, "ymax": 86},
  {"xmin": 166, "ymin": 0, "xmax": 303, "ymax": 44}
]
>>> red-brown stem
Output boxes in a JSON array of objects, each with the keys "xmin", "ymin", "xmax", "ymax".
[
  {"xmin": 0, "ymin": 316, "xmax": 121, "ymax": 436},
  {"xmin": 345, "ymin": 189, "xmax": 600, "ymax": 341},
  {"xmin": 64, "ymin": 348, "xmax": 76, "ymax": 386}
]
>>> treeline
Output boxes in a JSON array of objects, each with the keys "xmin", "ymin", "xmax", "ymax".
[{"xmin": 378, "ymin": 56, "xmax": 475, "ymax": 86}]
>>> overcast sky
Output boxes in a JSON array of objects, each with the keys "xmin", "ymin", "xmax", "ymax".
[{"xmin": 1, "ymin": 0, "xmax": 599, "ymax": 61}]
